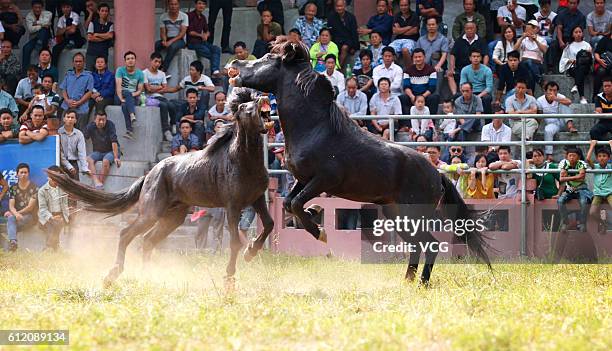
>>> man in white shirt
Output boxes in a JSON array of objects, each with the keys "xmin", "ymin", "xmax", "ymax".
[
  {"xmin": 373, "ymin": 47, "xmax": 404, "ymax": 96},
  {"xmin": 322, "ymin": 54, "xmax": 345, "ymax": 96},
  {"xmin": 505, "ymin": 78, "xmax": 538, "ymax": 141},
  {"xmin": 536, "ymin": 81, "xmax": 574, "ymax": 161},
  {"xmin": 489, "ymin": 146, "xmax": 521, "ymax": 200},
  {"xmin": 515, "ymin": 20, "xmax": 548, "ymax": 89},
  {"xmin": 22, "ymin": 0, "xmax": 52, "ymax": 69},
  {"xmin": 155, "ymin": 0, "xmax": 189, "ymax": 72},
  {"xmin": 497, "ymin": 0, "xmax": 526, "ymax": 36},
  {"xmin": 481, "ymin": 117, "xmax": 512, "ymax": 153}
]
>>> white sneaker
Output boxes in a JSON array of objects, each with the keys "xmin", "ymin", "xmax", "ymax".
[
  {"xmin": 171, "ymin": 125, "xmax": 177, "ymax": 135},
  {"xmin": 164, "ymin": 130, "xmax": 173, "ymax": 141},
  {"xmin": 580, "ymin": 97, "xmax": 588, "ymax": 104},
  {"xmin": 570, "ymin": 85, "xmax": 578, "ymax": 94}
]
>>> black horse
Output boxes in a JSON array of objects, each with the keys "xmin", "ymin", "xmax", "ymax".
[
  {"xmin": 48, "ymin": 89, "xmax": 274, "ymax": 288},
  {"xmin": 229, "ymin": 39, "xmax": 491, "ymax": 284}
]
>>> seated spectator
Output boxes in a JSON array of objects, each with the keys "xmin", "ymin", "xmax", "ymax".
[
  {"xmin": 294, "ymin": 2, "xmax": 326, "ymax": 48},
  {"xmin": 505, "ymin": 79, "xmax": 538, "ymax": 141},
  {"xmin": 352, "ymin": 32, "xmax": 384, "ymax": 71},
  {"xmin": 59, "ymin": 109, "xmax": 89, "ymax": 180},
  {"xmin": 526, "ymin": 148, "xmax": 560, "ymax": 200},
  {"xmin": 494, "ymin": 50, "xmax": 531, "ymax": 110},
  {"xmin": 322, "ymin": 54, "xmax": 345, "ymax": 95},
  {"xmin": 415, "ymin": 16, "xmax": 449, "ymax": 72},
  {"xmin": 37, "ymin": 48, "xmax": 58, "ymax": 83},
  {"xmin": 452, "ymin": 0, "xmax": 486, "ymax": 41},
  {"xmin": 559, "ymin": 26, "xmax": 592, "ymax": 104},
  {"xmin": 493, "ymin": 27, "xmax": 517, "ymax": 71},
  {"xmin": 0, "ymin": 77, "xmax": 18, "ymax": 116},
  {"xmin": 537, "ymin": 81, "xmax": 575, "ymax": 161},
  {"xmin": 143, "ymin": 52, "xmax": 173, "ymax": 142},
  {"xmin": 438, "ymin": 99, "xmax": 461, "ymax": 144},
  {"xmin": 89, "ymin": 56, "xmax": 114, "ymax": 116},
  {"xmin": 352, "ymin": 49, "xmax": 375, "ymax": 100},
  {"xmin": 22, "ymin": 0, "xmax": 52, "ymax": 70},
  {"xmin": 18, "ymin": 105, "xmax": 48, "ymax": 144},
  {"xmin": 187, "ymin": 0, "xmax": 221, "ymax": 77},
  {"xmin": 84, "ymin": 111, "xmax": 120, "ymax": 189},
  {"xmin": 60, "ymin": 52, "xmax": 94, "ymax": 130},
  {"xmin": 481, "ymin": 117, "xmax": 512, "ymax": 153},
  {"xmin": 327, "ymin": 0, "xmax": 358, "ymax": 68},
  {"xmin": 221, "ymin": 41, "xmax": 256, "ymax": 94},
  {"xmin": 4, "ymin": 163, "xmax": 38, "ymax": 251},
  {"xmin": 497, "ymin": 0, "xmax": 526, "ymax": 37},
  {"xmin": 414, "ymin": 133, "xmax": 429, "ymax": 154},
  {"xmin": 253, "ymin": 9, "xmax": 282, "ymax": 58},
  {"xmin": 441, "ymin": 143, "xmax": 468, "ymax": 165},
  {"xmin": 454, "ymin": 82, "xmax": 483, "ymax": 140},
  {"xmin": 0, "ymin": 107, "xmax": 18, "ymax": 142},
  {"xmin": 154, "ymin": 0, "xmax": 188, "ymax": 72},
  {"xmin": 180, "ymin": 88, "xmax": 206, "ymax": 142},
  {"xmin": 288, "ymin": 28, "xmax": 302, "ymax": 44},
  {"xmin": 37, "ymin": 165, "xmax": 69, "ymax": 251},
  {"xmin": 557, "ymin": 147, "xmax": 592, "ymax": 232},
  {"xmin": 515, "ymin": 20, "xmax": 547, "ymax": 90},
  {"xmin": 373, "ymin": 47, "xmax": 403, "ymax": 96},
  {"xmin": 85, "ymin": 2, "xmax": 113, "ymax": 71},
  {"xmin": 426, "ymin": 146, "xmax": 447, "ymax": 168},
  {"xmin": 533, "ymin": 0, "xmax": 556, "ymax": 70},
  {"xmin": 416, "ymin": 0, "xmax": 444, "ymax": 32},
  {"xmin": 447, "ymin": 21, "xmax": 488, "ymax": 96},
  {"xmin": 358, "ymin": 0, "xmax": 393, "ymax": 45},
  {"xmin": 310, "ymin": 28, "xmax": 339, "ymax": 73},
  {"xmin": 19, "ymin": 83, "xmax": 48, "ymax": 123},
  {"xmin": 585, "ymin": 139, "xmax": 612, "ymax": 233},
  {"xmin": 551, "ymin": 0, "xmax": 585, "ymax": 73},
  {"xmin": 593, "ymin": 32, "xmax": 612, "ymax": 100},
  {"xmin": 0, "ymin": 40, "xmax": 21, "ymax": 94},
  {"xmin": 208, "ymin": 91, "xmax": 232, "ymax": 130},
  {"xmin": 460, "ymin": 48, "xmax": 493, "ymax": 115},
  {"xmin": 167, "ymin": 60, "xmax": 215, "ymax": 114},
  {"xmin": 52, "ymin": 1, "xmax": 86, "ymax": 67},
  {"xmin": 369, "ymin": 77, "xmax": 402, "ymax": 140},
  {"xmin": 0, "ymin": 0, "xmax": 25, "ymax": 47},
  {"xmin": 409, "ymin": 95, "xmax": 433, "ymax": 140},
  {"xmin": 115, "ymin": 51, "xmax": 144, "ymax": 140},
  {"xmin": 489, "ymin": 146, "xmax": 521, "ymax": 199},
  {"xmin": 591, "ymin": 76, "xmax": 612, "ymax": 141},
  {"xmin": 586, "ymin": 0, "xmax": 611, "ymax": 49},
  {"xmin": 15, "ymin": 65, "xmax": 41, "ymax": 112},
  {"xmin": 40, "ymin": 74, "xmax": 61, "ymax": 119},
  {"xmin": 171, "ymin": 120, "xmax": 201, "ymax": 155},
  {"xmin": 389, "ymin": 0, "xmax": 419, "ymax": 68},
  {"xmin": 466, "ymin": 153, "xmax": 495, "ymax": 199},
  {"xmin": 399, "ymin": 48, "xmax": 439, "ymax": 115},
  {"xmin": 337, "ymin": 76, "xmax": 367, "ymax": 116}
]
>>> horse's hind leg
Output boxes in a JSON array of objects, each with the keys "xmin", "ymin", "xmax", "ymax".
[
  {"xmin": 290, "ymin": 177, "xmax": 332, "ymax": 243},
  {"xmin": 142, "ymin": 205, "xmax": 190, "ymax": 265},
  {"xmin": 224, "ymin": 207, "xmax": 243, "ymax": 292},
  {"xmin": 383, "ymin": 204, "xmax": 419, "ymax": 282},
  {"xmin": 418, "ymin": 231, "xmax": 439, "ymax": 286},
  {"xmin": 244, "ymin": 194, "xmax": 274, "ymax": 262}
]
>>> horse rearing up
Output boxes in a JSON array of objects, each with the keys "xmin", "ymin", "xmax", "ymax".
[
  {"xmin": 229, "ymin": 39, "xmax": 491, "ymax": 284},
  {"xmin": 47, "ymin": 88, "xmax": 274, "ymax": 288}
]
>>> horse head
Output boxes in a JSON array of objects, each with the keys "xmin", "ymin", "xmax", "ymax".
[{"xmin": 229, "ymin": 88, "xmax": 273, "ymax": 134}]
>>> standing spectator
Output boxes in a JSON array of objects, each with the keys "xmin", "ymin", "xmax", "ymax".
[
  {"xmin": 85, "ymin": 2, "xmax": 113, "ymax": 71},
  {"xmin": 537, "ymin": 81, "xmax": 575, "ymax": 161},
  {"xmin": 0, "ymin": 39, "xmax": 21, "ymax": 94},
  {"xmin": 15, "ymin": 65, "xmax": 41, "ymax": 111},
  {"xmin": 515, "ymin": 20, "xmax": 548, "ymax": 90},
  {"xmin": 369, "ymin": 77, "xmax": 402, "ymax": 140},
  {"xmin": 585, "ymin": 139, "xmax": 612, "ymax": 233},
  {"xmin": 322, "ymin": 54, "xmax": 345, "ymax": 95},
  {"xmin": 253, "ymin": 9, "xmax": 282, "ymax": 58},
  {"xmin": 493, "ymin": 27, "xmax": 518, "ymax": 71},
  {"xmin": 309, "ymin": 28, "xmax": 339, "ymax": 72},
  {"xmin": 294, "ymin": 2, "xmax": 326, "ymax": 48},
  {"xmin": 447, "ymin": 22, "xmax": 489, "ymax": 96},
  {"xmin": 257, "ymin": 0, "xmax": 284, "ymax": 34},
  {"xmin": 18, "ymin": 105, "xmax": 48, "ymax": 144},
  {"xmin": 466, "ymin": 154, "xmax": 495, "ymax": 199},
  {"xmin": 37, "ymin": 165, "xmax": 69, "ymax": 251},
  {"xmin": 59, "ymin": 109, "xmax": 89, "ymax": 180},
  {"xmin": 143, "ymin": 52, "xmax": 173, "ymax": 142},
  {"xmin": 187, "ymin": 0, "xmax": 222, "ymax": 77},
  {"xmin": 171, "ymin": 120, "xmax": 201, "ymax": 155},
  {"xmin": 166, "ymin": 60, "xmax": 215, "ymax": 113},
  {"xmin": 60, "ymin": 52, "xmax": 94, "ymax": 130},
  {"xmin": 497, "ymin": 0, "xmax": 526, "ymax": 36},
  {"xmin": 0, "ymin": 0, "xmax": 25, "ymax": 47},
  {"xmin": 82, "ymin": 0, "xmax": 98, "ymax": 32},
  {"xmin": 481, "ymin": 117, "xmax": 512, "ymax": 153},
  {"xmin": 557, "ymin": 147, "xmax": 592, "ymax": 232},
  {"xmin": 460, "ymin": 48, "xmax": 493, "ymax": 115},
  {"xmin": 4, "ymin": 163, "xmax": 38, "ymax": 252},
  {"xmin": 208, "ymin": 0, "xmax": 233, "ymax": 53},
  {"xmin": 358, "ymin": 0, "xmax": 393, "ymax": 45},
  {"xmin": 0, "ymin": 77, "xmax": 17, "ymax": 116},
  {"xmin": 586, "ymin": 0, "xmax": 611, "ymax": 49},
  {"xmin": 0, "ymin": 107, "xmax": 18, "ymax": 142},
  {"xmin": 89, "ymin": 56, "xmax": 114, "ymax": 116},
  {"xmin": 591, "ymin": 76, "xmax": 612, "ymax": 141},
  {"xmin": 454, "ymin": 82, "xmax": 483, "ymax": 140},
  {"xmin": 352, "ymin": 32, "xmax": 384, "ymax": 70},
  {"xmin": 452, "ymin": 0, "xmax": 486, "ymax": 41},
  {"xmin": 115, "ymin": 51, "xmax": 144, "ymax": 140},
  {"xmin": 155, "ymin": 0, "xmax": 188, "ymax": 73},
  {"xmin": 179, "ymin": 88, "xmax": 206, "ymax": 141},
  {"xmin": 352, "ymin": 49, "xmax": 375, "ymax": 100},
  {"xmin": 336, "ymin": 76, "xmax": 368, "ymax": 120},
  {"xmin": 526, "ymin": 148, "xmax": 560, "ymax": 200},
  {"xmin": 37, "ymin": 48, "xmax": 58, "ymax": 82},
  {"xmin": 389, "ymin": 0, "xmax": 419, "ymax": 68},
  {"xmin": 52, "ymin": 1, "xmax": 85, "ymax": 67},
  {"xmin": 559, "ymin": 26, "xmax": 592, "ymax": 104},
  {"xmin": 495, "ymin": 50, "xmax": 531, "ymax": 110},
  {"xmin": 593, "ymin": 33, "xmax": 612, "ymax": 100},
  {"xmin": 84, "ymin": 111, "xmax": 120, "ymax": 189},
  {"xmin": 327, "ymin": 0, "xmax": 358, "ymax": 68},
  {"xmin": 400, "ymin": 48, "xmax": 439, "ymax": 115},
  {"xmin": 373, "ymin": 47, "xmax": 403, "ymax": 96},
  {"xmin": 415, "ymin": 16, "xmax": 449, "ymax": 71},
  {"xmin": 551, "ymin": 0, "xmax": 586, "ymax": 73},
  {"xmin": 505, "ymin": 79, "xmax": 538, "ymax": 141},
  {"xmin": 22, "ymin": 0, "xmax": 52, "ymax": 70},
  {"xmin": 489, "ymin": 146, "xmax": 522, "ymax": 199}
]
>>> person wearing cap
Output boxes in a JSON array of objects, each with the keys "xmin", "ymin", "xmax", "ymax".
[{"xmin": 515, "ymin": 19, "xmax": 548, "ymax": 90}]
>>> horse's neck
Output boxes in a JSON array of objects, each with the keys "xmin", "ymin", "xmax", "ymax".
[{"xmin": 231, "ymin": 126, "xmax": 264, "ymax": 163}]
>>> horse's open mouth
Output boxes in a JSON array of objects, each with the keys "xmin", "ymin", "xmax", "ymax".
[{"xmin": 259, "ymin": 98, "xmax": 274, "ymax": 130}]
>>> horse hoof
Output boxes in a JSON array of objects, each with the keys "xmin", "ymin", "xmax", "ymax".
[
  {"xmin": 318, "ymin": 227, "xmax": 327, "ymax": 244},
  {"xmin": 405, "ymin": 268, "xmax": 417, "ymax": 282},
  {"xmin": 224, "ymin": 276, "xmax": 236, "ymax": 294},
  {"xmin": 243, "ymin": 241, "xmax": 257, "ymax": 262},
  {"xmin": 306, "ymin": 204, "xmax": 322, "ymax": 216}
]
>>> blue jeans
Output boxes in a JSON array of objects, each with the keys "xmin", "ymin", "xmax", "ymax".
[
  {"xmin": 7, "ymin": 213, "xmax": 34, "ymax": 242},
  {"xmin": 116, "ymin": 90, "xmax": 138, "ymax": 132},
  {"xmin": 155, "ymin": 39, "xmax": 186, "ymax": 71},
  {"xmin": 557, "ymin": 188, "xmax": 593, "ymax": 226},
  {"xmin": 152, "ymin": 96, "xmax": 173, "ymax": 132},
  {"xmin": 22, "ymin": 28, "xmax": 51, "ymax": 70},
  {"xmin": 239, "ymin": 206, "xmax": 256, "ymax": 231},
  {"xmin": 188, "ymin": 42, "xmax": 221, "ymax": 72}
]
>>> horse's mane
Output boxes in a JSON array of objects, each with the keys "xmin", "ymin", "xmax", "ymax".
[
  {"xmin": 206, "ymin": 123, "xmax": 235, "ymax": 154},
  {"xmin": 206, "ymin": 88, "xmax": 258, "ymax": 154}
]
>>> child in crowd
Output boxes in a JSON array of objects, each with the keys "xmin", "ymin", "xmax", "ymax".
[
  {"xmin": 410, "ymin": 95, "xmax": 433, "ymax": 140},
  {"xmin": 439, "ymin": 99, "xmax": 457, "ymax": 141},
  {"xmin": 557, "ymin": 147, "xmax": 593, "ymax": 232},
  {"xmin": 527, "ymin": 148, "xmax": 559, "ymax": 200},
  {"xmin": 585, "ymin": 140, "xmax": 612, "ymax": 233},
  {"xmin": 441, "ymin": 156, "xmax": 470, "ymax": 198}
]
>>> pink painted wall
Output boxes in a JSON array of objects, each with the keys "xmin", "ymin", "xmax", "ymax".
[{"xmin": 114, "ymin": 0, "xmax": 156, "ymax": 69}]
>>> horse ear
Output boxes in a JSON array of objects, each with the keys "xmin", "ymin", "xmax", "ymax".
[{"xmin": 282, "ymin": 42, "xmax": 297, "ymax": 63}]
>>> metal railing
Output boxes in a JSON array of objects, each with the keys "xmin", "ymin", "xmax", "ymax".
[{"xmin": 263, "ymin": 112, "xmax": 612, "ymax": 256}]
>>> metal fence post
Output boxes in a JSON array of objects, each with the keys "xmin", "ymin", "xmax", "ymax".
[
  {"xmin": 389, "ymin": 117, "xmax": 395, "ymax": 142},
  {"xmin": 520, "ymin": 116, "xmax": 527, "ymax": 256}
]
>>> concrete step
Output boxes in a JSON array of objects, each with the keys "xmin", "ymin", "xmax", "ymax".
[
  {"xmin": 79, "ymin": 160, "xmax": 150, "ymax": 193},
  {"xmin": 157, "ymin": 152, "xmax": 172, "ymax": 162},
  {"xmin": 537, "ymin": 74, "xmax": 594, "ymax": 102}
]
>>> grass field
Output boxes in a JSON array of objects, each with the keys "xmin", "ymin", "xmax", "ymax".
[{"xmin": 0, "ymin": 250, "xmax": 610, "ymax": 350}]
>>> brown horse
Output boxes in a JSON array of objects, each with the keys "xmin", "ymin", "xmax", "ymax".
[{"xmin": 48, "ymin": 89, "xmax": 274, "ymax": 287}]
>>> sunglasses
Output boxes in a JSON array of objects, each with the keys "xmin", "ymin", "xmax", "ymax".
[{"xmin": 450, "ymin": 148, "xmax": 462, "ymax": 152}]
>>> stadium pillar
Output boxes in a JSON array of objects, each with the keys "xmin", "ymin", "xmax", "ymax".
[
  {"xmin": 114, "ymin": 0, "xmax": 156, "ymax": 69},
  {"xmin": 353, "ymin": 0, "xmax": 377, "ymax": 26}
]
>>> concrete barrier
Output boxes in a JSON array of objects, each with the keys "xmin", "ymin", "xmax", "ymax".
[{"xmin": 103, "ymin": 105, "xmax": 162, "ymax": 163}]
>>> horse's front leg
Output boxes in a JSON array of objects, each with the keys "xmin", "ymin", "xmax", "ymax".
[
  {"xmin": 224, "ymin": 207, "xmax": 243, "ymax": 293},
  {"xmin": 244, "ymin": 194, "xmax": 274, "ymax": 262},
  {"xmin": 283, "ymin": 181, "xmax": 305, "ymax": 214},
  {"xmin": 290, "ymin": 177, "xmax": 334, "ymax": 243}
]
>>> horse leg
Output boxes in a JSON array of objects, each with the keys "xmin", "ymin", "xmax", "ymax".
[
  {"xmin": 104, "ymin": 216, "xmax": 157, "ymax": 287},
  {"xmin": 418, "ymin": 231, "xmax": 439, "ymax": 286},
  {"xmin": 142, "ymin": 205, "xmax": 190, "ymax": 265},
  {"xmin": 244, "ymin": 194, "xmax": 274, "ymax": 262},
  {"xmin": 382, "ymin": 204, "xmax": 419, "ymax": 282},
  {"xmin": 290, "ymin": 178, "xmax": 331, "ymax": 242},
  {"xmin": 224, "ymin": 207, "xmax": 242, "ymax": 292},
  {"xmin": 283, "ymin": 181, "xmax": 304, "ymax": 214}
]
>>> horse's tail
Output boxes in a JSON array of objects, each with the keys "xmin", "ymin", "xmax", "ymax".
[
  {"xmin": 440, "ymin": 174, "xmax": 492, "ymax": 269},
  {"xmin": 46, "ymin": 170, "xmax": 145, "ymax": 217}
]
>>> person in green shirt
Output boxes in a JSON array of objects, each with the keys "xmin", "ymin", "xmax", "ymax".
[
  {"xmin": 585, "ymin": 140, "xmax": 612, "ymax": 233},
  {"xmin": 253, "ymin": 9, "xmax": 282, "ymax": 58},
  {"xmin": 557, "ymin": 147, "xmax": 593, "ymax": 232},
  {"xmin": 527, "ymin": 148, "xmax": 560, "ymax": 200}
]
